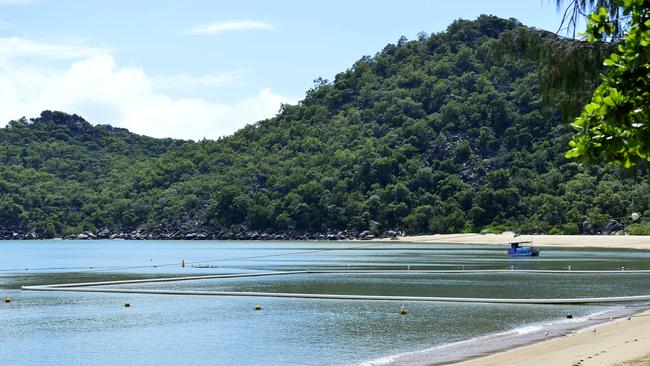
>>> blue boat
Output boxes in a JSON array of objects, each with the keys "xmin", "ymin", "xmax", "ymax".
[{"xmin": 507, "ymin": 241, "xmax": 541, "ymax": 257}]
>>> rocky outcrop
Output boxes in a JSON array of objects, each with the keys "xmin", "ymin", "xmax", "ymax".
[
  {"xmin": 580, "ymin": 221, "xmax": 597, "ymax": 235},
  {"xmin": 0, "ymin": 223, "xmax": 633, "ymax": 240},
  {"xmin": 0, "ymin": 231, "xmax": 39, "ymax": 240},
  {"xmin": 603, "ymin": 219, "xmax": 625, "ymax": 235},
  {"xmin": 0, "ymin": 227, "xmax": 403, "ymax": 241}
]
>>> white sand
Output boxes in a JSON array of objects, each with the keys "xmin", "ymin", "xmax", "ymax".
[
  {"xmin": 450, "ymin": 310, "xmax": 650, "ymax": 366},
  {"xmin": 390, "ymin": 233, "xmax": 650, "ymax": 250}
]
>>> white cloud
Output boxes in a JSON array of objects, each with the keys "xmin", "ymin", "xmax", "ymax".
[
  {"xmin": 186, "ymin": 20, "xmax": 274, "ymax": 35},
  {"xmin": 0, "ymin": 37, "xmax": 297, "ymax": 140},
  {"xmin": 0, "ymin": 36, "xmax": 105, "ymax": 61}
]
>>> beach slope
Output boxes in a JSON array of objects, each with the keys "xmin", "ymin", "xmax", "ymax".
[
  {"xmin": 450, "ymin": 311, "xmax": 650, "ymax": 366},
  {"xmin": 392, "ymin": 233, "xmax": 650, "ymax": 250}
]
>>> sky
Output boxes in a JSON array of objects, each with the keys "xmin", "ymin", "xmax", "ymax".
[{"xmin": 0, "ymin": 0, "xmax": 571, "ymax": 140}]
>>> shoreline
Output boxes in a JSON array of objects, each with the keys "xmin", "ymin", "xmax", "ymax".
[
  {"xmin": 3, "ymin": 232, "xmax": 650, "ymax": 250},
  {"xmin": 362, "ymin": 306, "xmax": 644, "ymax": 366},
  {"xmin": 385, "ymin": 233, "xmax": 650, "ymax": 250},
  {"xmin": 448, "ymin": 308, "xmax": 650, "ymax": 366}
]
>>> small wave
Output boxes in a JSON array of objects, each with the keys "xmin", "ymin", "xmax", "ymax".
[{"xmin": 358, "ymin": 306, "xmax": 631, "ymax": 366}]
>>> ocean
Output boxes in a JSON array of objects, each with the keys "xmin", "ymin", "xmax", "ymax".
[{"xmin": 1, "ymin": 240, "xmax": 649, "ymax": 365}]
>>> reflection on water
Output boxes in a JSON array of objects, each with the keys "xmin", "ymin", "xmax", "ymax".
[{"xmin": 1, "ymin": 240, "xmax": 650, "ymax": 365}]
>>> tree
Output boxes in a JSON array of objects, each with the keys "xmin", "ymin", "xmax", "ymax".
[
  {"xmin": 556, "ymin": 0, "xmax": 624, "ymax": 40},
  {"xmin": 565, "ymin": 0, "xmax": 650, "ymax": 167}
]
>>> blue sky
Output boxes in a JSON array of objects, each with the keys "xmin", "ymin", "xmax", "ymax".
[{"xmin": 0, "ymin": 0, "xmax": 570, "ymax": 139}]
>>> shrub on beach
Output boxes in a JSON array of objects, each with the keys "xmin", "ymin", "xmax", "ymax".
[{"xmin": 627, "ymin": 224, "xmax": 650, "ymax": 236}]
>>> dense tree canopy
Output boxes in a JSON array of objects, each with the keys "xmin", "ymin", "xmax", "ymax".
[
  {"xmin": 0, "ymin": 16, "xmax": 648, "ymax": 238},
  {"xmin": 566, "ymin": 0, "xmax": 650, "ymax": 167}
]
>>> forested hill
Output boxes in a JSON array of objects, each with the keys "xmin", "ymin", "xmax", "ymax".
[{"xmin": 1, "ymin": 15, "xmax": 648, "ymax": 240}]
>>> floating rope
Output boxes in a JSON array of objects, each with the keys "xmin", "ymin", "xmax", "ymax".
[{"xmin": 21, "ymin": 270, "xmax": 650, "ymax": 305}]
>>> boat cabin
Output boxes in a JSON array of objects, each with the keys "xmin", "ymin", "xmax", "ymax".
[{"xmin": 507, "ymin": 241, "xmax": 541, "ymax": 257}]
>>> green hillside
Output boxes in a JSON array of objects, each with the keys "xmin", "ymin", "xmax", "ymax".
[{"xmin": 1, "ymin": 15, "xmax": 648, "ymax": 239}]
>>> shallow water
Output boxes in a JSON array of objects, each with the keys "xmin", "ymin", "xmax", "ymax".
[{"xmin": 1, "ymin": 240, "xmax": 650, "ymax": 365}]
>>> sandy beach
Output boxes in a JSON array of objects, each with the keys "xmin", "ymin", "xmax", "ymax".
[
  {"xmin": 392, "ymin": 233, "xmax": 650, "ymax": 250},
  {"xmin": 386, "ymin": 233, "xmax": 650, "ymax": 365},
  {"xmin": 450, "ymin": 310, "xmax": 650, "ymax": 366}
]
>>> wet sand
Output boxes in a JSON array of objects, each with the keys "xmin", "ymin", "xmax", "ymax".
[
  {"xmin": 449, "ymin": 310, "xmax": 650, "ymax": 366},
  {"xmin": 392, "ymin": 233, "xmax": 650, "ymax": 250}
]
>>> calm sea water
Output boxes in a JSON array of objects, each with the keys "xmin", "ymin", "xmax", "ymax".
[{"xmin": 1, "ymin": 240, "xmax": 650, "ymax": 365}]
